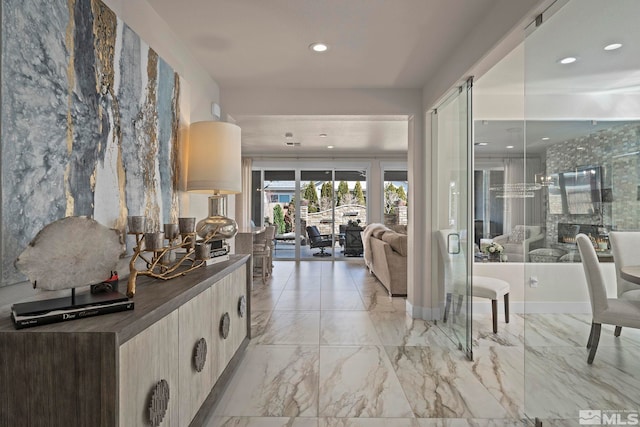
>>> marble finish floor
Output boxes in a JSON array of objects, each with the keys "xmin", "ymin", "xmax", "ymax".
[{"xmin": 205, "ymin": 261, "xmax": 640, "ymax": 427}]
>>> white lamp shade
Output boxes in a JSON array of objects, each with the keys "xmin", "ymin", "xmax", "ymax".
[{"xmin": 187, "ymin": 121, "xmax": 242, "ymax": 194}]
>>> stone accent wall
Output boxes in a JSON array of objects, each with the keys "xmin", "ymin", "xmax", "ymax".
[{"xmin": 544, "ymin": 123, "xmax": 640, "ymax": 245}]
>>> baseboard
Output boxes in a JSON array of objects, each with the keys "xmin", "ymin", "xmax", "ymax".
[
  {"xmin": 406, "ymin": 300, "xmax": 437, "ymax": 320},
  {"xmin": 406, "ymin": 300, "xmax": 591, "ymax": 319}
]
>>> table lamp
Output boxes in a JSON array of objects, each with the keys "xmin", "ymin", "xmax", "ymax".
[{"xmin": 187, "ymin": 121, "xmax": 242, "ymax": 241}]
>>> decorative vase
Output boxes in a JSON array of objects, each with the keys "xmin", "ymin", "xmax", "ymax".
[{"xmin": 488, "ymin": 252, "xmax": 500, "ymax": 262}]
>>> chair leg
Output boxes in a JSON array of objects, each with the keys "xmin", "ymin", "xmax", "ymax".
[
  {"xmin": 504, "ymin": 293, "xmax": 510, "ymax": 324},
  {"xmin": 614, "ymin": 326, "xmax": 622, "ymax": 337},
  {"xmin": 443, "ymin": 292, "xmax": 452, "ymax": 323},
  {"xmin": 587, "ymin": 323, "xmax": 601, "ymax": 364},
  {"xmin": 587, "ymin": 323, "xmax": 595, "ymax": 349},
  {"xmin": 491, "ymin": 299, "xmax": 498, "ymax": 334},
  {"xmin": 455, "ymin": 294, "xmax": 464, "ymax": 315},
  {"xmin": 261, "ymin": 255, "xmax": 267, "ymax": 284}
]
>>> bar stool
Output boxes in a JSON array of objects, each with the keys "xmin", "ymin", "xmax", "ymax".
[{"xmin": 253, "ymin": 226, "xmax": 276, "ymax": 283}]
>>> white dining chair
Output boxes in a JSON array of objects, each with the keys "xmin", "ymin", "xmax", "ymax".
[
  {"xmin": 576, "ymin": 233, "xmax": 640, "ymax": 364},
  {"xmin": 609, "ymin": 231, "xmax": 640, "ymax": 337},
  {"xmin": 437, "ymin": 230, "xmax": 510, "ymax": 334}
]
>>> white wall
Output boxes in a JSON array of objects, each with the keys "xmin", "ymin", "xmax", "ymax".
[{"xmin": 474, "ymin": 261, "xmax": 617, "ymax": 314}]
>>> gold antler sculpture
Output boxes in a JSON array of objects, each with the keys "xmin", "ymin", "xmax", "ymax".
[{"xmin": 126, "ymin": 217, "xmax": 218, "ymax": 297}]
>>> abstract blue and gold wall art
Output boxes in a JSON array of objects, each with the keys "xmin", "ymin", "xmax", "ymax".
[{"xmin": 1, "ymin": 0, "xmax": 181, "ymax": 286}]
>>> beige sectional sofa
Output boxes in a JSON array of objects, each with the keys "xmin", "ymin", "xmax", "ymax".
[{"xmin": 363, "ymin": 223, "xmax": 407, "ymax": 296}]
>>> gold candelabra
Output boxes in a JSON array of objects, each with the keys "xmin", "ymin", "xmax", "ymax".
[{"xmin": 126, "ymin": 216, "xmax": 217, "ymax": 297}]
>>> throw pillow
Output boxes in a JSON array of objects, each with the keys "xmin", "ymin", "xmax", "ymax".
[{"xmin": 381, "ymin": 231, "xmax": 407, "ymax": 256}]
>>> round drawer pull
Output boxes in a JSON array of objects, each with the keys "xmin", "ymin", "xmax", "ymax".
[
  {"xmin": 148, "ymin": 379, "xmax": 170, "ymax": 427},
  {"xmin": 238, "ymin": 295, "xmax": 246, "ymax": 317},
  {"xmin": 220, "ymin": 312, "xmax": 230, "ymax": 339},
  {"xmin": 193, "ymin": 338, "xmax": 207, "ymax": 372}
]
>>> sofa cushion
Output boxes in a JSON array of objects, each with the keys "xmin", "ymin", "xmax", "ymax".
[
  {"xmin": 389, "ymin": 224, "xmax": 407, "ymax": 234},
  {"xmin": 381, "ymin": 231, "xmax": 407, "ymax": 256}
]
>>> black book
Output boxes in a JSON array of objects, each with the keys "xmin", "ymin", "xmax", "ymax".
[
  {"xmin": 12, "ymin": 299, "xmax": 134, "ymax": 329},
  {"xmin": 12, "ymin": 290, "xmax": 129, "ymax": 317}
]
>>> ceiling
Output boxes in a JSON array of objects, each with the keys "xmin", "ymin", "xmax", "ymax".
[
  {"xmin": 148, "ymin": 0, "xmax": 640, "ymax": 156},
  {"xmin": 148, "ymin": 0, "xmax": 496, "ymax": 90},
  {"xmin": 147, "ymin": 0, "xmax": 500, "ymax": 156},
  {"xmin": 473, "ymin": 0, "xmax": 640, "ymax": 157}
]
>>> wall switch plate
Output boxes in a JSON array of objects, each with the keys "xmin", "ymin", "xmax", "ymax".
[{"xmin": 530, "ymin": 276, "xmax": 539, "ymax": 287}]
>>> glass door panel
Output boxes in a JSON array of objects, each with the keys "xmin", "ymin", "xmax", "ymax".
[
  {"xmin": 383, "ymin": 170, "xmax": 408, "ymax": 227},
  {"xmin": 300, "ymin": 170, "xmax": 335, "ymax": 259},
  {"xmin": 334, "ymin": 170, "xmax": 367, "ymax": 258},
  {"xmin": 432, "ymin": 80, "xmax": 473, "ymax": 358},
  {"xmin": 523, "ymin": 1, "xmax": 640, "ymax": 424},
  {"xmin": 262, "ymin": 170, "xmax": 296, "ymax": 260}
]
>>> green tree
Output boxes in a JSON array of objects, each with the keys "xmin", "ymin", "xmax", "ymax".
[
  {"xmin": 353, "ymin": 181, "xmax": 365, "ymax": 205},
  {"xmin": 302, "ymin": 181, "xmax": 319, "ymax": 212},
  {"xmin": 336, "ymin": 181, "xmax": 349, "ymax": 205},
  {"xmin": 395, "ymin": 185, "xmax": 407, "ymax": 202},
  {"xmin": 273, "ymin": 204, "xmax": 285, "ymax": 234},
  {"xmin": 321, "ymin": 181, "xmax": 333, "ymax": 200}
]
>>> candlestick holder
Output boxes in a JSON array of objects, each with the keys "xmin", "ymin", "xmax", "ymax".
[{"xmin": 126, "ymin": 217, "xmax": 219, "ymax": 297}]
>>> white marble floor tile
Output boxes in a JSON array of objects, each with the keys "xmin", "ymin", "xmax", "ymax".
[
  {"xmin": 319, "ymin": 418, "xmax": 421, "ymax": 427},
  {"xmin": 321, "ymin": 291, "xmax": 366, "ymax": 310},
  {"xmin": 522, "ymin": 345, "xmax": 640, "ymax": 419},
  {"xmin": 360, "ymin": 293, "xmax": 406, "ymax": 312},
  {"xmin": 469, "ymin": 346, "xmax": 525, "ymax": 418},
  {"xmin": 207, "ymin": 416, "xmax": 318, "ymax": 427},
  {"xmin": 213, "ymin": 345, "xmax": 319, "ymax": 417},
  {"xmin": 415, "ymin": 420, "xmax": 526, "ymax": 427},
  {"xmin": 471, "ymin": 313, "xmax": 523, "ymax": 348},
  {"xmin": 319, "ymin": 346, "xmax": 414, "ymax": 418},
  {"xmin": 251, "ymin": 310, "xmax": 273, "ymax": 339},
  {"xmin": 355, "ymin": 277, "xmax": 389, "ymax": 295},
  {"xmin": 520, "ymin": 314, "xmax": 631, "ymax": 348},
  {"xmin": 257, "ymin": 311, "xmax": 320, "ymax": 345},
  {"xmin": 321, "ymin": 280, "xmax": 359, "ymax": 292},
  {"xmin": 385, "ymin": 346, "xmax": 510, "ymax": 419},
  {"xmin": 286, "ymin": 278, "xmax": 324, "ymax": 291},
  {"xmin": 251, "ymin": 286, "xmax": 284, "ymax": 311},
  {"xmin": 276, "ymin": 290, "xmax": 322, "ymax": 310},
  {"xmin": 320, "ymin": 311, "xmax": 381, "ymax": 345},
  {"xmin": 368, "ymin": 311, "xmax": 453, "ymax": 347}
]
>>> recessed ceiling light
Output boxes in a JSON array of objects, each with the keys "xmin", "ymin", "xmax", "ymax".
[
  {"xmin": 474, "ymin": 142, "xmax": 488, "ymax": 146},
  {"xmin": 506, "ymin": 145, "xmax": 514, "ymax": 149},
  {"xmin": 319, "ymin": 133, "xmax": 327, "ymax": 138},
  {"xmin": 577, "ymin": 147, "xmax": 586, "ymax": 150},
  {"xmin": 604, "ymin": 43, "xmax": 622, "ymax": 51},
  {"xmin": 327, "ymin": 145, "xmax": 334, "ymax": 149},
  {"xmin": 541, "ymin": 137, "xmax": 550, "ymax": 141},
  {"xmin": 309, "ymin": 42, "xmax": 328, "ymax": 52},
  {"xmin": 559, "ymin": 56, "xmax": 577, "ymax": 64}
]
